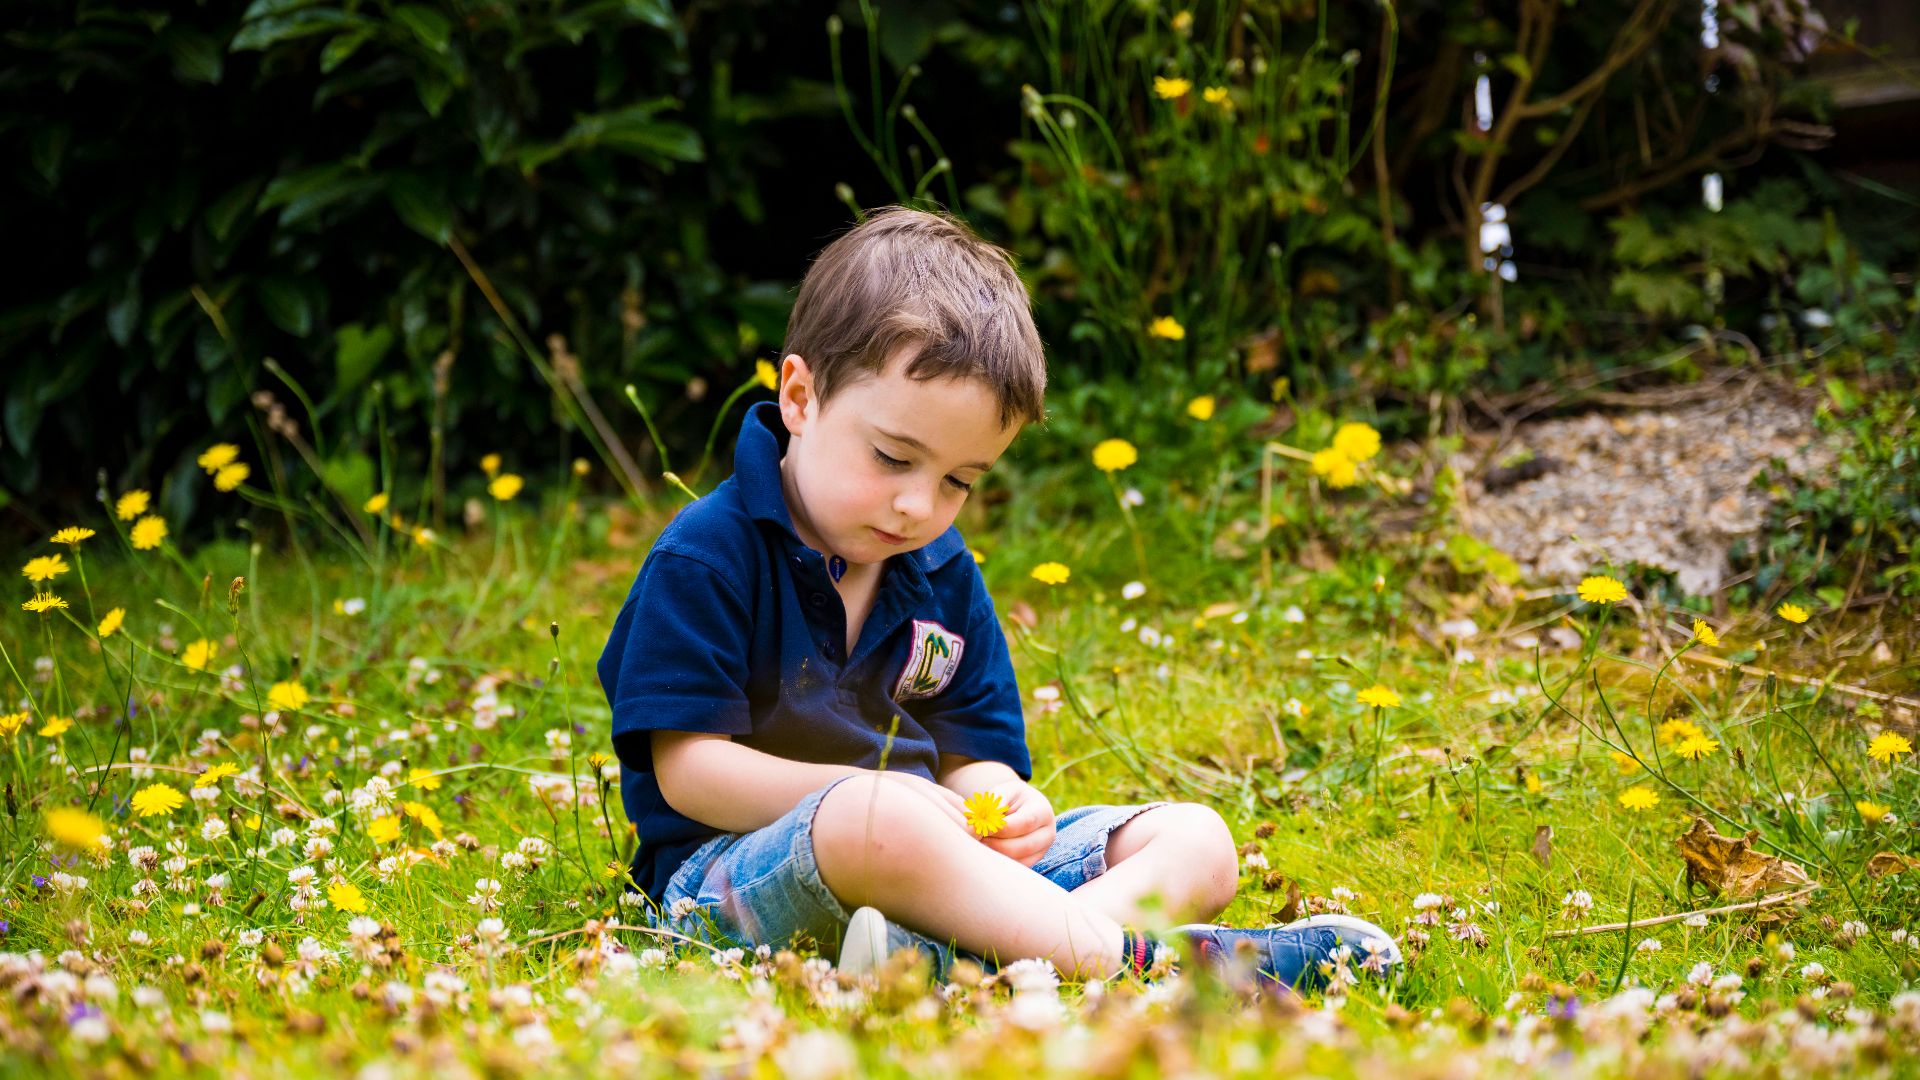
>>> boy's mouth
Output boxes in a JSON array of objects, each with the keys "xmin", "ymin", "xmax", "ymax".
[{"xmin": 870, "ymin": 527, "xmax": 909, "ymax": 545}]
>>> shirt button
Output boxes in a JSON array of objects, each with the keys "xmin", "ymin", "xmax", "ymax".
[{"xmin": 808, "ymin": 592, "xmax": 827, "ymax": 609}]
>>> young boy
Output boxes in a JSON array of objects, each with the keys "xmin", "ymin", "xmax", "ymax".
[{"xmin": 598, "ymin": 207, "xmax": 1400, "ymax": 992}]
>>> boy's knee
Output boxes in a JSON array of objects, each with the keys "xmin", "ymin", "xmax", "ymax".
[
  {"xmin": 1159, "ymin": 803, "xmax": 1239, "ymax": 905},
  {"xmin": 812, "ymin": 776, "xmax": 954, "ymax": 901}
]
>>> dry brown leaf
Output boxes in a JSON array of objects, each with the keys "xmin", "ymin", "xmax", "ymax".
[
  {"xmin": 1530, "ymin": 825, "xmax": 1553, "ymax": 869},
  {"xmin": 1675, "ymin": 817, "xmax": 1814, "ymax": 898},
  {"xmin": 1867, "ymin": 851, "xmax": 1919, "ymax": 878}
]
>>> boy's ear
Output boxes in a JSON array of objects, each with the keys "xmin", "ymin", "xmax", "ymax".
[{"xmin": 777, "ymin": 353, "xmax": 813, "ymax": 435}]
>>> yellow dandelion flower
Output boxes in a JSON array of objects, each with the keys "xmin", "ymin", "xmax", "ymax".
[
  {"xmin": 1610, "ymin": 750, "xmax": 1640, "ymax": 774},
  {"xmin": 181, "ymin": 638, "xmax": 217, "ymax": 672},
  {"xmin": 197, "ymin": 443, "xmax": 240, "ymax": 473},
  {"xmin": 586, "ymin": 752, "xmax": 612, "ymax": 770},
  {"xmin": 402, "ymin": 800, "xmax": 443, "ymax": 838},
  {"xmin": 194, "ymin": 762, "xmax": 240, "ymax": 789},
  {"xmin": 755, "ymin": 359, "xmax": 778, "ymax": 391},
  {"xmin": 1310, "ymin": 447, "xmax": 1358, "ymax": 488},
  {"xmin": 213, "ymin": 462, "xmax": 250, "ymax": 491},
  {"xmin": 1524, "ymin": 772, "xmax": 1543, "ymax": 794},
  {"xmin": 480, "ymin": 453, "xmax": 502, "ymax": 477},
  {"xmin": 1187, "ymin": 395, "xmax": 1216, "ymax": 421},
  {"xmin": 1657, "ymin": 718, "xmax": 1704, "ymax": 746},
  {"xmin": 50, "ymin": 526, "xmax": 95, "ymax": 546},
  {"xmin": 407, "ymin": 767, "xmax": 441, "ymax": 791},
  {"xmin": 411, "ymin": 526, "xmax": 435, "ymax": 547},
  {"xmin": 115, "ymin": 489, "xmax": 151, "ymax": 521},
  {"xmin": 1171, "ymin": 10, "xmax": 1193, "ymax": 33},
  {"xmin": 1777, "ymin": 602, "xmax": 1810, "ymax": 624},
  {"xmin": 1673, "ymin": 734, "xmax": 1719, "ymax": 761},
  {"xmin": 1202, "ymin": 85, "xmax": 1231, "ymax": 108},
  {"xmin": 130, "ymin": 515, "xmax": 168, "ymax": 550},
  {"xmin": 368, "ymin": 816, "xmax": 402, "ymax": 844},
  {"xmin": 488, "ymin": 474, "xmax": 524, "ymax": 501},
  {"xmin": 1618, "ymin": 786, "xmax": 1659, "ymax": 811},
  {"xmin": 963, "ymin": 790, "xmax": 1009, "ymax": 837},
  {"xmin": 1092, "ymin": 438, "xmax": 1139, "ymax": 473},
  {"xmin": 130, "ymin": 783, "xmax": 186, "ymax": 818},
  {"xmin": 1153, "ymin": 76, "xmax": 1191, "ymax": 100},
  {"xmin": 364, "ymin": 492, "xmax": 390, "ymax": 514},
  {"xmin": 97, "ymin": 607, "xmax": 125, "ymax": 638},
  {"xmin": 267, "ymin": 681, "xmax": 310, "ymax": 713},
  {"xmin": 0, "ymin": 712, "xmax": 28, "ymax": 737},
  {"xmin": 1856, "ymin": 800, "xmax": 1890, "ymax": 825},
  {"xmin": 1332, "ymin": 422, "xmax": 1382, "ymax": 462},
  {"xmin": 572, "ymin": 458, "xmax": 590, "ymax": 477},
  {"xmin": 46, "ymin": 807, "xmax": 108, "ymax": 851},
  {"xmin": 1148, "ymin": 315, "xmax": 1186, "ymax": 340},
  {"xmin": 22, "ymin": 554, "xmax": 69, "ymax": 583},
  {"xmin": 1691, "ymin": 619, "xmax": 1720, "ymax": 647},
  {"xmin": 1577, "ymin": 576, "xmax": 1629, "ymax": 605},
  {"xmin": 1030, "ymin": 562, "xmax": 1071, "ymax": 586},
  {"xmin": 38, "ymin": 716, "xmax": 72, "ymax": 738},
  {"xmin": 22, "ymin": 593, "xmax": 67, "ymax": 614},
  {"xmin": 1867, "ymin": 732, "xmax": 1912, "ymax": 764},
  {"xmin": 1357, "ymin": 684, "xmax": 1401, "ymax": 709},
  {"xmin": 328, "ymin": 881, "xmax": 368, "ymax": 914}
]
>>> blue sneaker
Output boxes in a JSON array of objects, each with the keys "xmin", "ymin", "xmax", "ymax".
[
  {"xmin": 1167, "ymin": 913, "xmax": 1402, "ymax": 994},
  {"xmin": 836, "ymin": 906, "xmax": 957, "ymax": 980}
]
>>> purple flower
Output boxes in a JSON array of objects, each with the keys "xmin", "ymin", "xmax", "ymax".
[
  {"xmin": 31, "ymin": 876, "xmax": 48, "ymax": 889},
  {"xmin": 67, "ymin": 1003, "xmax": 103, "ymax": 1025},
  {"xmin": 1545, "ymin": 995, "xmax": 1580, "ymax": 1020}
]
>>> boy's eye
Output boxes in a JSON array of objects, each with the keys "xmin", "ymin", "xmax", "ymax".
[
  {"xmin": 872, "ymin": 447, "xmax": 908, "ymax": 468},
  {"xmin": 945, "ymin": 476, "xmax": 973, "ymax": 493}
]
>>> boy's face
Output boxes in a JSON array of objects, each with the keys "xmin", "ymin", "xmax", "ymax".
[{"xmin": 776, "ymin": 347, "xmax": 1020, "ymax": 568}]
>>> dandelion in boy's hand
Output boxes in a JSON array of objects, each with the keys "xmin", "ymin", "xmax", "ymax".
[
  {"xmin": 181, "ymin": 639, "xmax": 217, "ymax": 672},
  {"xmin": 23, "ymin": 593, "xmax": 67, "ymax": 614},
  {"xmin": 1867, "ymin": 732, "xmax": 1912, "ymax": 764},
  {"xmin": 267, "ymin": 681, "xmax": 310, "ymax": 713},
  {"xmin": 754, "ymin": 359, "xmax": 778, "ymax": 391},
  {"xmin": 115, "ymin": 490, "xmax": 150, "ymax": 520},
  {"xmin": 1691, "ymin": 619, "xmax": 1720, "ymax": 647},
  {"xmin": 1619, "ymin": 786, "xmax": 1659, "ymax": 811},
  {"xmin": 1776, "ymin": 602, "xmax": 1810, "ymax": 624},
  {"xmin": 480, "ymin": 453, "xmax": 502, "ymax": 477},
  {"xmin": 1147, "ymin": 315, "xmax": 1186, "ymax": 340},
  {"xmin": 1332, "ymin": 422, "xmax": 1381, "ymax": 463},
  {"xmin": 22, "ymin": 554, "xmax": 68, "ymax": 583},
  {"xmin": 38, "ymin": 716, "xmax": 72, "ymax": 738},
  {"xmin": 213, "ymin": 462, "xmax": 249, "ymax": 491},
  {"xmin": 195, "ymin": 762, "xmax": 240, "ymax": 789},
  {"xmin": 131, "ymin": 783, "xmax": 185, "ymax": 818},
  {"xmin": 97, "ymin": 607, "xmax": 125, "ymax": 638},
  {"xmin": 1674, "ymin": 734, "xmax": 1719, "ymax": 761},
  {"xmin": 1092, "ymin": 438, "xmax": 1138, "ymax": 472},
  {"xmin": 197, "ymin": 444, "xmax": 239, "ymax": 473},
  {"xmin": 1856, "ymin": 800, "xmax": 1891, "ymax": 825},
  {"xmin": 1030, "ymin": 562, "xmax": 1070, "ymax": 586},
  {"xmin": 130, "ymin": 515, "xmax": 168, "ymax": 550},
  {"xmin": 963, "ymin": 790, "xmax": 1009, "ymax": 837},
  {"xmin": 1152, "ymin": 77, "xmax": 1191, "ymax": 101},
  {"xmin": 46, "ymin": 807, "xmax": 107, "ymax": 852},
  {"xmin": 1356, "ymin": 685, "xmax": 1401, "ymax": 709},
  {"xmin": 329, "ymin": 881, "xmax": 368, "ymax": 914},
  {"xmin": 1577, "ymin": 576, "xmax": 1628, "ymax": 605},
  {"xmin": 1187, "ymin": 395, "xmax": 1215, "ymax": 421},
  {"xmin": 1310, "ymin": 447, "xmax": 1358, "ymax": 488},
  {"xmin": 488, "ymin": 474, "xmax": 524, "ymax": 501},
  {"xmin": 365, "ymin": 492, "xmax": 390, "ymax": 514},
  {"xmin": 50, "ymin": 526, "xmax": 94, "ymax": 547}
]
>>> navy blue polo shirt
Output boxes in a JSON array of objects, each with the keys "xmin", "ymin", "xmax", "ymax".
[{"xmin": 597, "ymin": 401, "xmax": 1032, "ymax": 901}]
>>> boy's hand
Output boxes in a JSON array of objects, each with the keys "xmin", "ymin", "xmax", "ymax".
[{"xmin": 977, "ymin": 779, "xmax": 1055, "ymax": 868}]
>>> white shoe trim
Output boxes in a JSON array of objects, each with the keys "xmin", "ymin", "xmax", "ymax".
[
  {"xmin": 1280, "ymin": 913, "xmax": 1404, "ymax": 963},
  {"xmin": 837, "ymin": 906, "xmax": 890, "ymax": 975}
]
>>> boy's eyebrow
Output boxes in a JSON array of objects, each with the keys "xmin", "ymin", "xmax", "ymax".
[{"xmin": 873, "ymin": 427, "xmax": 994, "ymax": 472}]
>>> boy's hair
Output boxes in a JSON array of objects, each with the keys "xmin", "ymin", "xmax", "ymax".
[{"xmin": 783, "ymin": 206, "xmax": 1046, "ymax": 427}]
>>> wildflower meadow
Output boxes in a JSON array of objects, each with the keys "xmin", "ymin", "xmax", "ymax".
[{"xmin": 6, "ymin": 0, "xmax": 1920, "ymax": 1077}]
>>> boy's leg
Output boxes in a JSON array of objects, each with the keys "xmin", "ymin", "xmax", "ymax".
[
  {"xmin": 1065, "ymin": 803, "xmax": 1239, "ymax": 928},
  {"xmin": 812, "ymin": 775, "xmax": 1127, "ymax": 981}
]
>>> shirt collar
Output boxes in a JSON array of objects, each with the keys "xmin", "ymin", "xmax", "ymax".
[{"xmin": 732, "ymin": 401, "xmax": 970, "ymax": 572}]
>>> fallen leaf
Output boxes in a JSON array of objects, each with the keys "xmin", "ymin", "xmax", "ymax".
[
  {"xmin": 1276, "ymin": 880, "xmax": 1302, "ymax": 924},
  {"xmin": 1675, "ymin": 817, "xmax": 1814, "ymax": 898},
  {"xmin": 1530, "ymin": 825, "xmax": 1553, "ymax": 869},
  {"xmin": 1867, "ymin": 851, "xmax": 1918, "ymax": 878},
  {"xmin": 1006, "ymin": 601, "xmax": 1037, "ymax": 630},
  {"xmin": 1202, "ymin": 601, "xmax": 1240, "ymax": 620}
]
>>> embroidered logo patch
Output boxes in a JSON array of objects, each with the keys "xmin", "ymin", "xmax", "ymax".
[{"xmin": 893, "ymin": 619, "xmax": 965, "ymax": 701}]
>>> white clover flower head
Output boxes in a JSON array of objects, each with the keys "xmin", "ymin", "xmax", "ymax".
[
  {"xmin": 1121, "ymin": 581, "xmax": 1147, "ymax": 600},
  {"xmin": 668, "ymin": 896, "xmax": 699, "ymax": 921},
  {"xmin": 347, "ymin": 917, "xmax": 381, "ymax": 942},
  {"xmin": 1636, "ymin": 938, "xmax": 1662, "ymax": 953},
  {"xmin": 1683, "ymin": 912, "xmax": 1710, "ymax": 928},
  {"xmin": 1687, "ymin": 961, "xmax": 1714, "ymax": 986},
  {"xmin": 1282, "ymin": 605, "xmax": 1306, "ymax": 624},
  {"xmin": 1561, "ymin": 890, "xmax": 1594, "ymax": 916}
]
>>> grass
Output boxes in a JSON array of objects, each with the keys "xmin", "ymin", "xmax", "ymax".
[{"xmin": 2, "ymin": 430, "xmax": 1917, "ymax": 1078}]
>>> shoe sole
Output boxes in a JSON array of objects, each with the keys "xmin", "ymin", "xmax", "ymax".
[
  {"xmin": 837, "ymin": 905, "xmax": 890, "ymax": 975},
  {"xmin": 1280, "ymin": 913, "xmax": 1404, "ymax": 964}
]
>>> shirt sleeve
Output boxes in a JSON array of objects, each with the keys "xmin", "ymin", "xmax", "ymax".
[
  {"xmin": 911, "ymin": 565, "xmax": 1032, "ymax": 780},
  {"xmin": 598, "ymin": 547, "xmax": 756, "ymax": 775}
]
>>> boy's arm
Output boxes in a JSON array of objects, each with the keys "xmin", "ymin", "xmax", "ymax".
[{"xmin": 656, "ymin": 732, "xmax": 970, "ymax": 834}]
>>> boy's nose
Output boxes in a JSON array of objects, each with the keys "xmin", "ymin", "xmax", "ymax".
[{"xmin": 894, "ymin": 482, "xmax": 934, "ymax": 523}]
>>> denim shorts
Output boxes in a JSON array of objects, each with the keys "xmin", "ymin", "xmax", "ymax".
[{"xmin": 651, "ymin": 774, "xmax": 1167, "ymax": 956}]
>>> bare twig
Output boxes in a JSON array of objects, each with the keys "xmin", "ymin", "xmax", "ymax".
[{"xmin": 1546, "ymin": 884, "xmax": 1820, "ymax": 938}]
